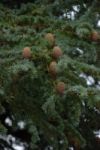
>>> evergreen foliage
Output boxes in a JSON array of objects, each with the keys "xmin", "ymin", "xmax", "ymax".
[{"xmin": 0, "ymin": 0, "xmax": 100, "ymax": 149}]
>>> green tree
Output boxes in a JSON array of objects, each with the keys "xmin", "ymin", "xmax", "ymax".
[{"xmin": 0, "ymin": 0, "xmax": 100, "ymax": 149}]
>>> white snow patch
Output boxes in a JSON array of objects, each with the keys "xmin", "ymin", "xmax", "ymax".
[
  {"xmin": 72, "ymin": 5, "xmax": 80, "ymax": 12},
  {"xmin": 79, "ymin": 73, "xmax": 87, "ymax": 78},
  {"xmin": 59, "ymin": 140, "xmax": 64, "ymax": 144},
  {"xmin": 5, "ymin": 117, "xmax": 12, "ymax": 126},
  {"xmin": 45, "ymin": 146, "xmax": 53, "ymax": 150},
  {"xmin": 70, "ymin": 11, "xmax": 75, "ymax": 20},
  {"xmin": 98, "ymin": 81, "xmax": 100, "ymax": 85},
  {"xmin": 94, "ymin": 130, "xmax": 100, "ymax": 138},
  {"xmin": 18, "ymin": 121, "xmax": 25, "ymax": 129},
  {"xmin": 7, "ymin": 134, "xmax": 16, "ymax": 143},
  {"xmin": 83, "ymin": 3, "xmax": 86, "ymax": 8},
  {"xmin": 97, "ymin": 20, "xmax": 100, "ymax": 27},
  {"xmin": 67, "ymin": 11, "xmax": 76, "ymax": 20},
  {"xmin": 63, "ymin": 13, "xmax": 67, "ymax": 18},
  {"xmin": 82, "ymin": 101, "xmax": 85, "ymax": 106},
  {"xmin": 94, "ymin": 107, "xmax": 100, "ymax": 114},
  {"xmin": 12, "ymin": 144, "xmax": 25, "ymax": 150},
  {"xmin": 79, "ymin": 73, "xmax": 95, "ymax": 86},
  {"xmin": 76, "ymin": 48, "xmax": 84, "ymax": 54},
  {"xmin": 86, "ymin": 76, "xmax": 95, "ymax": 86},
  {"xmin": 69, "ymin": 147, "xmax": 74, "ymax": 150}
]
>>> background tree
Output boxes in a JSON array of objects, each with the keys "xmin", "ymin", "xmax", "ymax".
[{"xmin": 0, "ymin": 0, "xmax": 100, "ymax": 149}]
